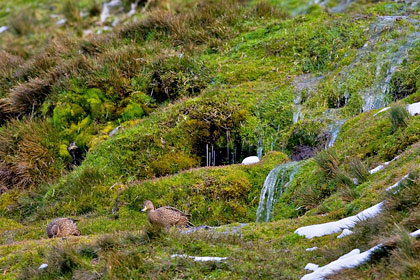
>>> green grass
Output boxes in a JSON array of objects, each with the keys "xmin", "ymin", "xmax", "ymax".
[{"xmin": 2, "ymin": 0, "xmax": 420, "ymax": 279}]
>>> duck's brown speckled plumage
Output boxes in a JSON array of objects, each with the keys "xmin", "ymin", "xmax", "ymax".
[
  {"xmin": 46, "ymin": 218, "xmax": 81, "ymax": 238},
  {"xmin": 142, "ymin": 200, "xmax": 193, "ymax": 229}
]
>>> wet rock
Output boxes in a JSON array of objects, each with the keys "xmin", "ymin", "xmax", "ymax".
[
  {"xmin": 291, "ymin": 145, "xmax": 318, "ymax": 161},
  {"xmin": 68, "ymin": 142, "xmax": 83, "ymax": 165}
]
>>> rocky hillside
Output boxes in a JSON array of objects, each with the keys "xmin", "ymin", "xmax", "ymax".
[{"xmin": 1, "ymin": 0, "xmax": 420, "ymax": 279}]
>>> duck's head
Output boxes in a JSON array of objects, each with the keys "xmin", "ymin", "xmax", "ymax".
[{"xmin": 141, "ymin": 200, "xmax": 154, "ymax": 212}]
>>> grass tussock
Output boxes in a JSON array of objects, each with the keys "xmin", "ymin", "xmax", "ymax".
[
  {"xmin": 388, "ymin": 104, "xmax": 411, "ymax": 133},
  {"xmin": 314, "ymin": 149, "xmax": 340, "ymax": 179},
  {"xmin": 0, "ymin": 120, "xmax": 66, "ymax": 193},
  {"xmin": 348, "ymin": 158, "xmax": 369, "ymax": 184},
  {"xmin": 9, "ymin": 9, "xmax": 36, "ymax": 36},
  {"xmin": 7, "ymin": 78, "xmax": 52, "ymax": 116}
]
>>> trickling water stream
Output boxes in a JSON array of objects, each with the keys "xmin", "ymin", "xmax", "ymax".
[
  {"xmin": 256, "ymin": 161, "xmax": 302, "ymax": 222},
  {"xmin": 330, "ymin": 16, "xmax": 420, "ymax": 112},
  {"xmin": 325, "ymin": 119, "xmax": 345, "ymax": 148}
]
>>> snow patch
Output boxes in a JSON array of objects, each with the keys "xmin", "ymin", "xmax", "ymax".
[
  {"xmin": 304, "ymin": 263, "xmax": 319, "ymax": 271},
  {"xmin": 386, "ymin": 174, "xmax": 409, "ymax": 192},
  {"xmin": 373, "ymin": 107, "xmax": 390, "ymax": 116},
  {"xmin": 0, "ymin": 26, "xmax": 8, "ymax": 33},
  {"xmin": 369, "ymin": 164, "xmax": 385, "ymax": 174},
  {"xmin": 306, "ymin": 246, "xmax": 318, "ymax": 252},
  {"xmin": 302, "ymin": 228, "xmax": 420, "ymax": 279},
  {"xmin": 337, "ymin": 229, "xmax": 353, "ymax": 239},
  {"xmin": 410, "ymin": 229, "xmax": 420, "ymax": 238},
  {"xmin": 56, "ymin": 18, "xmax": 66, "ymax": 25},
  {"xmin": 171, "ymin": 254, "xmax": 227, "ymax": 262},
  {"xmin": 369, "ymin": 154, "xmax": 401, "ymax": 174},
  {"xmin": 407, "ymin": 102, "xmax": 420, "ymax": 116},
  {"xmin": 301, "ymin": 246, "xmax": 382, "ymax": 280},
  {"xmin": 242, "ymin": 156, "xmax": 260, "ymax": 165},
  {"xmin": 295, "ymin": 202, "xmax": 384, "ymax": 239}
]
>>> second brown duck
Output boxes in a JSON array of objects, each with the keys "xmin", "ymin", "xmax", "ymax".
[{"xmin": 141, "ymin": 200, "xmax": 193, "ymax": 229}]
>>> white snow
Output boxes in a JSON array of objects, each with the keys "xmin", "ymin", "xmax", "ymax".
[
  {"xmin": 386, "ymin": 174, "xmax": 409, "ymax": 192},
  {"xmin": 373, "ymin": 103, "xmax": 420, "ymax": 117},
  {"xmin": 369, "ymin": 164, "xmax": 385, "ymax": 174},
  {"xmin": 304, "ymin": 263, "xmax": 319, "ymax": 271},
  {"xmin": 410, "ymin": 229, "xmax": 420, "ymax": 238},
  {"xmin": 0, "ymin": 26, "xmax": 8, "ymax": 33},
  {"xmin": 306, "ymin": 246, "xmax": 318, "ymax": 252},
  {"xmin": 406, "ymin": 102, "xmax": 420, "ymax": 116},
  {"xmin": 373, "ymin": 107, "xmax": 390, "ymax": 116},
  {"xmin": 56, "ymin": 18, "xmax": 66, "ymax": 25},
  {"xmin": 171, "ymin": 254, "xmax": 227, "ymax": 262},
  {"xmin": 337, "ymin": 229, "xmax": 353, "ymax": 239},
  {"xmin": 242, "ymin": 156, "xmax": 260, "ymax": 165},
  {"xmin": 301, "ymin": 228, "xmax": 420, "ymax": 279},
  {"xmin": 38, "ymin": 263, "xmax": 48, "ymax": 270},
  {"xmin": 369, "ymin": 154, "xmax": 401, "ymax": 174},
  {"xmin": 301, "ymin": 246, "xmax": 382, "ymax": 280},
  {"xmin": 295, "ymin": 202, "xmax": 383, "ymax": 239}
]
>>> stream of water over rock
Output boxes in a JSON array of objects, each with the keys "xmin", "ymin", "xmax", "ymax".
[{"xmin": 256, "ymin": 161, "xmax": 302, "ymax": 222}]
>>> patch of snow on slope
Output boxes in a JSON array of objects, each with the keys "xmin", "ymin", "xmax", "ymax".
[
  {"xmin": 171, "ymin": 254, "xmax": 227, "ymax": 262},
  {"xmin": 301, "ymin": 246, "xmax": 382, "ymax": 280},
  {"xmin": 369, "ymin": 154, "xmax": 401, "ymax": 174},
  {"xmin": 304, "ymin": 263, "xmax": 319, "ymax": 271},
  {"xmin": 337, "ymin": 229, "xmax": 353, "ymax": 238},
  {"xmin": 306, "ymin": 247, "xmax": 318, "ymax": 252},
  {"xmin": 301, "ymin": 229, "xmax": 420, "ymax": 279},
  {"xmin": 295, "ymin": 202, "xmax": 384, "ymax": 239},
  {"xmin": 407, "ymin": 102, "xmax": 420, "ymax": 116}
]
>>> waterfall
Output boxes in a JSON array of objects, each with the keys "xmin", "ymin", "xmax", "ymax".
[
  {"xmin": 256, "ymin": 161, "xmax": 301, "ymax": 222},
  {"xmin": 325, "ymin": 120, "xmax": 345, "ymax": 148},
  {"xmin": 257, "ymin": 137, "xmax": 263, "ymax": 159},
  {"xmin": 100, "ymin": 0, "xmax": 121, "ymax": 23}
]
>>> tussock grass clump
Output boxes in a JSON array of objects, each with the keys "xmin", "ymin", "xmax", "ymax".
[
  {"xmin": 314, "ymin": 149, "xmax": 340, "ymax": 179},
  {"xmin": 9, "ymin": 9, "xmax": 36, "ymax": 36},
  {"xmin": 348, "ymin": 158, "xmax": 369, "ymax": 183},
  {"xmin": 0, "ymin": 51, "xmax": 23, "ymax": 77},
  {"xmin": 0, "ymin": 120, "xmax": 66, "ymax": 193},
  {"xmin": 7, "ymin": 77, "xmax": 52, "ymax": 116},
  {"xmin": 388, "ymin": 104, "xmax": 410, "ymax": 133},
  {"xmin": 62, "ymin": 0, "xmax": 82, "ymax": 23}
]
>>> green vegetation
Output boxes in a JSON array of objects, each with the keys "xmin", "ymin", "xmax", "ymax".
[{"xmin": 1, "ymin": 0, "xmax": 420, "ymax": 279}]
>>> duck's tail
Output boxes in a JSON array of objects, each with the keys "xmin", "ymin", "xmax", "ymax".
[{"xmin": 187, "ymin": 221, "xmax": 194, "ymax": 228}]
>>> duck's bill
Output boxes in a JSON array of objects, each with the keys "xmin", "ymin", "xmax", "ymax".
[{"xmin": 141, "ymin": 206, "xmax": 147, "ymax": 212}]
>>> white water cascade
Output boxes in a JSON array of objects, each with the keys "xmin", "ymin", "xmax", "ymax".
[
  {"xmin": 325, "ymin": 119, "xmax": 345, "ymax": 148},
  {"xmin": 256, "ymin": 161, "xmax": 301, "ymax": 222}
]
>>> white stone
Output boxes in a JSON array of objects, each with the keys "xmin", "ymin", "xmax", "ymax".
[{"xmin": 242, "ymin": 156, "xmax": 260, "ymax": 165}]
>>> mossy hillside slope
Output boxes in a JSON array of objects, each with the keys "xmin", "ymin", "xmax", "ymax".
[{"xmin": 1, "ymin": 0, "xmax": 420, "ymax": 279}]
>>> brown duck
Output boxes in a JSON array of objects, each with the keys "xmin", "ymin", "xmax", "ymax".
[
  {"xmin": 46, "ymin": 218, "xmax": 81, "ymax": 238},
  {"xmin": 141, "ymin": 200, "xmax": 193, "ymax": 229}
]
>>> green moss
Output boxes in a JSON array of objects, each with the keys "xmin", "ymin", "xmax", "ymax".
[{"xmin": 121, "ymin": 102, "xmax": 144, "ymax": 121}]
